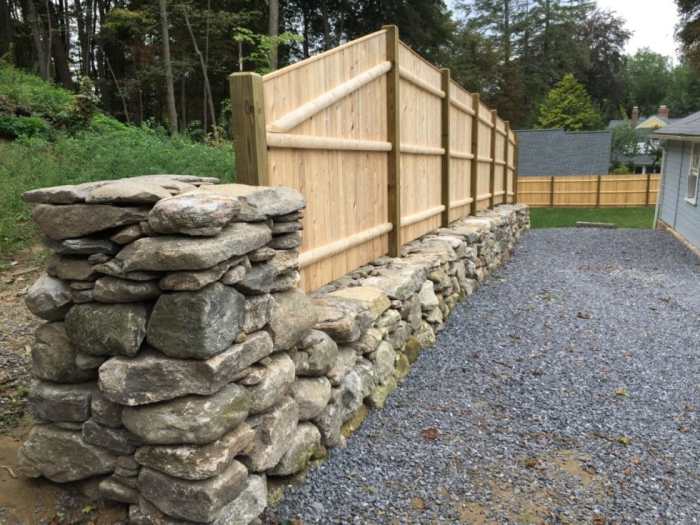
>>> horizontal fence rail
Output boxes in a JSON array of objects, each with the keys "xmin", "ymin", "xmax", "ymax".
[
  {"xmin": 230, "ymin": 26, "xmax": 518, "ymax": 291},
  {"xmin": 517, "ymin": 174, "xmax": 660, "ymax": 208}
]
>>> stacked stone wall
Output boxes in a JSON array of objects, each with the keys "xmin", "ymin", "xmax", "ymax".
[{"xmin": 18, "ymin": 175, "xmax": 529, "ymax": 524}]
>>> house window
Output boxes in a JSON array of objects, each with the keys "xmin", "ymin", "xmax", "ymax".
[{"xmin": 688, "ymin": 143, "xmax": 700, "ymax": 205}]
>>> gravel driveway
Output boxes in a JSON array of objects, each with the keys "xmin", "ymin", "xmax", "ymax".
[{"xmin": 266, "ymin": 228, "xmax": 700, "ymax": 524}]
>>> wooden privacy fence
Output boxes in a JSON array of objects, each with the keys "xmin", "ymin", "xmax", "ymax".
[
  {"xmin": 229, "ymin": 26, "xmax": 518, "ymax": 291},
  {"xmin": 517, "ymin": 174, "xmax": 660, "ymax": 208}
]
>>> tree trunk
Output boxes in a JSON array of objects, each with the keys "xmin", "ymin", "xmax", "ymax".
[
  {"xmin": 268, "ymin": 0, "xmax": 279, "ymax": 69},
  {"xmin": 48, "ymin": 0, "xmax": 72, "ymax": 88},
  {"xmin": 183, "ymin": 8, "xmax": 217, "ymax": 138},
  {"xmin": 203, "ymin": 0, "xmax": 211, "ymax": 130},
  {"xmin": 158, "ymin": 0, "xmax": 178, "ymax": 134},
  {"xmin": 0, "ymin": 0, "xmax": 15, "ymax": 58},
  {"xmin": 22, "ymin": 0, "xmax": 49, "ymax": 79},
  {"xmin": 321, "ymin": 0, "xmax": 330, "ymax": 50}
]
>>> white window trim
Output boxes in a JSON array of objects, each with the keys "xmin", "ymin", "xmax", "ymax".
[{"xmin": 687, "ymin": 143, "xmax": 699, "ymax": 206}]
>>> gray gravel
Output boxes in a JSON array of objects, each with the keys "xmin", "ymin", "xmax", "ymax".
[{"xmin": 265, "ymin": 228, "xmax": 700, "ymax": 524}]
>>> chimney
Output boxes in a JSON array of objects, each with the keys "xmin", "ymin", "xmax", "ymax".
[
  {"xmin": 631, "ymin": 106, "xmax": 639, "ymax": 127},
  {"xmin": 658, "ymin": 105, "xmax": 670, "ymax": 121}
]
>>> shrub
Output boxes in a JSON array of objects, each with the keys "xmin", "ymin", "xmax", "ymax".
[{"xmin": 0, "ymin": 115, "xmax": 51, "ymax": 139}]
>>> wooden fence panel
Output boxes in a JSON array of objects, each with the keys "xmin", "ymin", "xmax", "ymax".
[
  {"xmin": 517, "ymin": 174, "xmax": 661, "ymax": 208},
  {"xmin": 397, "ymin": 42, "xmax": 443, "ymax": 244},
  {"xmin": 448, "ymin": 81, "xmax": 474, "ymax": 221},
  {"xmin": 507, "ymin": 129, "xmax": 516, "ymax": 203},
  {"xmin": 231, "ymin": 28, "xmax": 518, "ymax": 291}
]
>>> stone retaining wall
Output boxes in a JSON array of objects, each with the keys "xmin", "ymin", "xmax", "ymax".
[{"xmin": 17, "ymin": 175, "xmax": 529, "ymax": 524}]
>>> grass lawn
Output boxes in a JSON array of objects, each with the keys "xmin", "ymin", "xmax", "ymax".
[{"xmin": 529, "ymin": 207, "xmax": 656, "ymax": 229}]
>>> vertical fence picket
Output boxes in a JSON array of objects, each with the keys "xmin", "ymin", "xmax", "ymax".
[
  {"xmin": 441, "ymin": 68, "xmax": 451, "ymax": 226},
  {"xmin": 503, "ymin": 122, "xmax": 510, "ymax": 204},
  {"xmin": 489, "ymin": 110, "xmax": 497, "ymax": 209},
  {"xmin": 470, "ymin": 93, "xmax": 480, "ymax": 216}
]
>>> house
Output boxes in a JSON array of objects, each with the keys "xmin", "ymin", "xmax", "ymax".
[
  {"xmin": 516, "ymin": 129, "xmax": 612, "ymax": 176},
  {"xmin": 609, "ymin": 105, "xmax": 683, "ymax": 174},
  {"xmin": 652, "ymin": 111, "xmax": 700, "ymax": 253}
]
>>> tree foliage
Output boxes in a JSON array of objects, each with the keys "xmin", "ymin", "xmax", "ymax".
[{"xmin": 536, "ymin": 73, "xmax": 603, "ymax": 131}]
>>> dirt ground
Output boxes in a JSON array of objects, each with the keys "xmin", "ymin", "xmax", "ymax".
[{"xmin": 0, "ymin": 247, "xmax": 128, "ymax": 524}]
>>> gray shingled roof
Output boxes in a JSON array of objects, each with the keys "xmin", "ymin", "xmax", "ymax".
[
  {"xmin": 516, "ymin": 129, "xmax": 612, "ymax": 176},
  {"xmin": 653, "ymin": 111, "xmax": 700, "ymax": 138}
]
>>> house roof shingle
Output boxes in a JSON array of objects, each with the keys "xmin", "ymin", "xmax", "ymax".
[
  {"xmin": 653, "ymin": 110, "xmax": 700, "ymax": 138},
  {"xmin": 515, "ymin": 128, "xmax": 612, "ymax": 176}
]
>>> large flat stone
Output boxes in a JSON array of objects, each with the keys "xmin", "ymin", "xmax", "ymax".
[
  {"xmin": 292, "ymin": 329, "xmax": 339, "ymax": 377},
  {"xmin": 122, "ymin": 383, "xmax": 251, "ymax": 445},
  {"xmin": 111, "ymin": 222, "xmax": 271, "ymax": 272},
  {"xmin": 134, "ymin": 423, "xmax": 255, "ymax": 480},
  {"xmin": 268, "ymin": 423, "xmax": 322, "ymax": 476},
  {"xmin": 44, "ymin": 237, "xmax": 119, "ymax": 256},
  {"xmin": 82, "ymin": 419, "xmax": 142, "ymax": 454},
  {"xmin": 85, "ymin": 180, "xmax": 172, "ymax": 204},
  {"xmin": 32, "ymin": 203, "xmax": 148, "ymax": 240},
  {"xmin": 99, "ymin": 331, "xmax": 273, "ymax": 405},
  {"xmin": 291, "ymin": 377, "xmax": 332, "ymax": 420},
  {"xmin": 193, "ymin": 184, "xmax": 305, "ymax": 220},
  {"xmin": 93, "ymin": 276, "xmax": 161, "ymax": 303},
  {"xmin": 235, "ymin": 250, "xmax": 299, "ymax": 294},
  {"xmin": 146, "ymin": 283, "xmax": 245, "ymax": 359},
  {"xmin": 328, "ymin": 286, "xmax": 390, "ymax": 321},
  {"xmin": 313, "ymin": 295, "xmax": 374, "ymax": 343},
  {"xmin": 139, "ymin": 461, "xmax": 247, "ymax": 522},
  {"xmin": 32, "ymin": 322, "xmax": 95, "ymax": 383},
  {"xmin": 148, "ymin": 192, "xmax": 240, "ymax": 237},
  {"xmin": 47, "ymin": 255, "xmax": 98, "ymax": 281},
  {"xmin": 17, "ymin": 425, "xmax": 116, "ymax": 482},
  {"xmin": 65, "ymin": 303, "xmax": 148, "ymax": 357},
  {"xmin": 25, "ymin": 273, "xmax": 72, "ymax": 321}
]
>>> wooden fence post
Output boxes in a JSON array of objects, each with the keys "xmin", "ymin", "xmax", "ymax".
[
  {"xmin": 489, "ymin": 110, "xmax": 497, "ymax": 209},
  {"xmin": 596, "ymin": 175, "xmax": 602, "ymax": 207},
  {"xmin": 441, "ymin": 68, "xmax": 451, "ymax": 226},
  {"xmin": 384, "ymin": 24, "xmax": 402, "ymax": 257},
  {"xmin": 513, "ymin": 135, "xmax": 519, "ymax": 204},
  {"xmin": 645, "ymin": 172, "xmax": 652, "ymax": 206},
  {"xmin": 229, "ymin": 72, "xmax": 268, "ymax": 186},
  {"xmin": 503, "ymin": 121, "xmax": 510, "ymax": 204},
  {"xmin": 470, "ymin": 93, "xmax": 480, "ymax": 216},
  {"xmin": 550, "ymin": 175, "xmax": 555, "ymax": 208}
]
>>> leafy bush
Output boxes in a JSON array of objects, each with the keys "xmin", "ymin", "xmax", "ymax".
[
  {"xmin": 0, "ymin": 64, "xmax": 73, "ymax": 116},
  {"xmin": 0, "ymin": 115, "xmax": 51, "ymax": 139}
]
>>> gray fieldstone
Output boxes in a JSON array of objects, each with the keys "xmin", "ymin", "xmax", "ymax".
[
  {"xmin": 418, "ymin": 280, "xmax": 440, "ymax": 309},
  {"xmin": 212, "ymin": 474, "xmax": 267, "ymax": 525},
  {"xmin": 28, "ymin": 380, "xmax": 95, "ymax": 423},
  {"xmin": 312, "ymin": 399, "xmax": 344, "ymax": 449},
  {"xmin": 122, "ymin": 383, "xmax": 251, "ymax": 445},
  {"xmin": 44, "ymin": 237, "xmax": 119, "ymax": 256},
  {"xmin": 93, "ymin": 276, "xmax": 161, "ymax": 303},
  {"xmin": 267, "ymin": 289, "xmax": 318, "ymax": 351},
  {"xmin": 158, "ymin": 256, "xmax": 243, "ymax": 291},
  {"xmin": 367, "ymin": 376, "xmax": 397, "ymax": 409},
  {"xmin": 248, "ymin": 246, "xmax": 276, "ymax": 262},
  {"xmin": 47, "ymin": 255, "xmax": 98, "ymax": 281},
  {"xmin": 111, "ymin": 222, "xmax": 271, "ymax": 273},
  {"xmin": 271, "ymin": 221, "xmax": 302, "ymax": 235},
  {"xmin": 69, "ymin": 280, "xmax": 95, "ymax": 290},
  {"xmin": 139, "ymin": 460, "xmax": 248, "ymax": 522},
  {"xmin": 221, "ymin": 264, "xmax": 247, "ymax": 286},
  {"xmin": 328, "ymin": 286, "xmax": 390, "ymax": 322},
  {"xmin": 91, "ymin": 391, "xmax": 123, "ymax": 428},
  {"xmin": 75, "ymin": 353, "xmax": 107, "ymax": 370},
  {"xmin": 362, "ymin": 263, "xmax": 427, "ymax": 300},
  {"xmin": 314, "ymin": 295, "xmax": 374, "ymax": 343},
  {"xmin": 242, "ymin": 294, "xmax": 272, "ymax": 333},
  {"xmin": 134, "ymin": 423, "xmax": 255, "ymax": 481},
  {"xmin": 31, "ymin": 322, "xmax": 95, "ymax": 383},
  {"xmin": 31, "ymin": 203, "xmax": 148, "ymax": 240},
  {"xmin": 111, "ymin": 224, "xmax": 144, "ymax": 244},
  {"xmin": 17, "ymin": 425, "xmax": 116, "ymax": 482},
  {"xmin": 99, "ymin": 477, "xmax": 139, "ymax": 504},
  {"xmin": 327, "ymin": 347, "xmax": 358, "ymax": 386},
  {"xmin": 148, "ymin": 192, "xmax": 240, "ymax": 236},
  {"xmin": 268, "ymin": 423, "xmax": 322, "ymax": 476},
  {"xmin": 350, "ymin": 327, "xmax": 383, "ymax": 355},
  {"xmin": 369, "ymin": 341, "xmax": 397, "ymax": 384},
  {"xmin": 82, "ymin": 419, "xmax": 142, "ymax": 454},
  {"xmin": 268, "ymin": 232, "xmax": 302, "ymax": 250},
  {"xmin": 291, "ymin": 377, "xmax": 332, "ymax": 420},
  {"xmin": 235, "ymin": 250, "xmax": 298, "ymax": 294},
  {"xmin": 146, "ymin": 283, "xmax": 245, "ymax": 359},
  {"xmin": 243, "ymin": 396, "xmax": 299, "ymax": 472},
  {"xmin": 85, "ymin": 180, "xmax": 172, "ymax": 204},
  {"xmin": 71, "ymin": 289, "xmax": 94, "ymax": 303},
  {"xmin": 92, "ymin": 260, "xmax": 161, "ymax": 281},
  {"xmin": 65, "ymin": 302, "xmax": 148, "ymax": 357},
  {"xmin": 293, "ymin": 329, "xmax": 339, "ymax": 376},
  {"xmin": 193, "ymin": 184, "xmax": 305, "ymax": 221},
  {"xmin": 99, "ymin": 331, "xmax": 274, "ymax": 405},
  {"xmin": 247, "ymin": 353, "xmax": 295, "ymax": 414}
]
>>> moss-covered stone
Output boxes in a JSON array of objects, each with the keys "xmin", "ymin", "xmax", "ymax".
[{"xmin": 341, "ymin": 405, "xmax": 369, "ymax": 438}]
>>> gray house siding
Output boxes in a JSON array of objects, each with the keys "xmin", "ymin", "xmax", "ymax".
[
  {"xmin": 658, "ymin": 140, "xmax": 700, "ymax": 249},
  {"xmin": 517, "ymin": 129, "xmax": 612, "ymax": 176}
]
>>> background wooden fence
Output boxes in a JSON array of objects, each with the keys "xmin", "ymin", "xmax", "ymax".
[
  {"xmin": 517, "ymin": 174, "xmax": 660, "ymax": 208},
  {"xmin": 230, "ymin": 26, "xmax": 517, "ymax": 291}
]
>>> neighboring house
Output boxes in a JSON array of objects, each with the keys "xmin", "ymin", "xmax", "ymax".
[
  {"xmin": 652, "ymin": 111, "xmax": 700, "ymax": 252},
  {"xmin": 516, "ymin": 128, "xmax": 612, "ymax": 176},
  {"xmin": 609, "ymin": 105, "xmax": 683, "ymax": 174}
]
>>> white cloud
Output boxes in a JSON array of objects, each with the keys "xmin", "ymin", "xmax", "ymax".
[{"xmin": 590, "ymin": 0, "xmax": 680, "ymax": 58}]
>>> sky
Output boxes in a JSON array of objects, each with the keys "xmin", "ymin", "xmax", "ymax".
[{"xmin": 596, "ymin": 0, "xmax": 680, "ymax": 59}]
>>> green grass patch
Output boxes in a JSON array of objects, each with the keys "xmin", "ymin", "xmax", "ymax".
[
  {"xmin": 529, "ymin": 207, "xmax": 655, "ymax": 229},
  {"xmin": 0, "ymin": 129, "xmax": 234, "ymax": 257}
]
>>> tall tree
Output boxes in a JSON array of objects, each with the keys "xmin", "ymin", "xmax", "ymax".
[
  {"xmin": 158, "ymin": 0, "xmax": 178, "ymax": 134},
  {"xmin": 268, "ymin": 0, "xmax": 279, "ymax": 69},
  {"xmin": 677, "ymin": 0, "xmax": 700, "ymax": 71},
  {"xmin": 536, "ymin": 73, "xmax": 603, "ymax": 130},
  {"xmin": 624, "ymin": 49, "xmax": 672, "ymax": 116}
]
